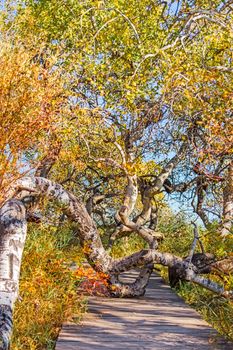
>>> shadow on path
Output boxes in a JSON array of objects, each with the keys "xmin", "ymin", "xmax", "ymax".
[{"xmin": 56, "ymin": 272, "xmax": 232, "ymax": 350}]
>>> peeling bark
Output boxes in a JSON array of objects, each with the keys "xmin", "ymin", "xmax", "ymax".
[
  {"xmin": 0, "ymin": 305, "xmax": 12, "ymax": 350},
  {"xmin": 168, "ymin": 253, "xmax": 215, "ymax": 288},
  {"xmin": 109, "ymin": 264, "xmax": 154, "ymax": 297},
  {"xmin": 113, "ymin": 249, "xmax": 233, "ymax": 297},
  {"xmin": 115, "ymin": 175, "xmax": 138, "ymax": 224}
]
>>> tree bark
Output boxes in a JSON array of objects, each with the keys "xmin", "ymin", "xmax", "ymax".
[
  {"xmin": 0, "ymin": 200, "xmax": 27, "ymax": 350},
  {"xmin": 221, "ymin": 162, "xmax": 233, "ymax": 237}
]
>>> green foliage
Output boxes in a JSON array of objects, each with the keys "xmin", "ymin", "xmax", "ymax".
[
  {"xmin": 158, "ymin": 210, "xmax": 193, "ymax": 256},
  {"xmin": 202, "ymin": 224, "xmax": 233, "ymax": 260},
  {"xmin": 110, "ymin": 234, "xmax": 147, "ymax": 259},
  {"xmin": 177, "ymin": 282, "xmax": 233, "ymax": 341},
  {"xmin": 160, "ymin": 214, "xmax": 233, "ymax": 341}
]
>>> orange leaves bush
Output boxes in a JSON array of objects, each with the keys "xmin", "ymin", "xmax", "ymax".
[{"xmin": 75, "ymin": 266, "xmax": 111, "ymax": 297}]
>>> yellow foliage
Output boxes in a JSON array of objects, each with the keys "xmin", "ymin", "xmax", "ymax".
[{"xmin": 11, "ymin": 226, "xmax": 86, "ymax": 350}]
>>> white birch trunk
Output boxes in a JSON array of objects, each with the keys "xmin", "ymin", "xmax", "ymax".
[{"xmin": 0, "ymin": 200, "xmax": 27, "ymax": 350}]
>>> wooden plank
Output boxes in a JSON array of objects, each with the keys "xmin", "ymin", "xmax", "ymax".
[{"xmin": 56, "ymin": 271, "xmax": 232, "ymax": 350}]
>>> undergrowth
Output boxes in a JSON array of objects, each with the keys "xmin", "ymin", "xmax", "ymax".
[
  {"xmin": 159, "ymin": 215, "xmax": 233, "ymax": 341},
  {"xmin": 11, "ymin": 224, "xmax": 87, "ymax": 350},
  {"xmin": 177, "ymin": 282, "xmax": 233, "ymax": 340},
  {"xmin": 110, "ymin": 234, "xmax": 147, "ymax": 259}
]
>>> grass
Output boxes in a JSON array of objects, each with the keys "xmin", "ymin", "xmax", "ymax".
[
  {"xmin": 158, "ymin": 221, "xmax": 233, "ymax": 343},
  {"xmin": 176, "ymin": 281, "xmax": 233, "ymax": 341},
  {"xmin": 11, "ymin": 224, "xmax": 87, "ymax": 350}
]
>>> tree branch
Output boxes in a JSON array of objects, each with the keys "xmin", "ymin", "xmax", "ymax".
[{"xmin": 111, "ymin": 249, "xmax": 233, "ymax": 298}]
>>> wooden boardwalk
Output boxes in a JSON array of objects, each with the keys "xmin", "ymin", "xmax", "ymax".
[{"xmin": 56, "ymin": 271, "xmax": 232, "ymax": 350}]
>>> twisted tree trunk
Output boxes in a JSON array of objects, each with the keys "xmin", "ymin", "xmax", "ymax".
[{"xmin": 0, "ymin": 176, "xmax": 232, "ymax": 349}]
